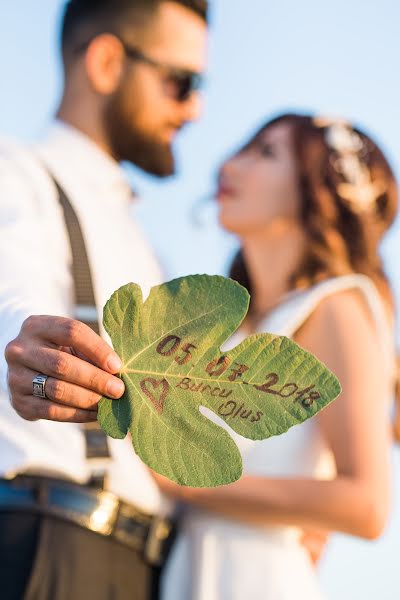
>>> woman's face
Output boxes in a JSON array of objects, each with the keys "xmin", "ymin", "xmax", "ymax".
[{"xmin": 216, "ymin": 123, "xmax": 302, "ymax": 235}]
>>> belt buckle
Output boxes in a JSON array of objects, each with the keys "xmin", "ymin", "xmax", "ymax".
[
  {"xmin": 143, "ymin": 516, "xmax": 173, "ymax": 567},
  {"xmin": 87, "ymin": 490, "xmax": 120, "ymax": 536}
]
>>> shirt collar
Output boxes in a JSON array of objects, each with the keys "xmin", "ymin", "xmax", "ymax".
[{"xmin": 34, "ymin": 119, "xmax": 134, "ymax": 201}]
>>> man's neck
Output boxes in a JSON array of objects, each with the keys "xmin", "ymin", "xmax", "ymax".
[{"xmin": 56, "ymin": 98, "xmax": 114, "ymax": 159}]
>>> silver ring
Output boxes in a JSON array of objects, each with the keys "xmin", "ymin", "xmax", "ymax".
[{"xmin": 32, "ymin": 374, "xmax": 49, "ymax": 399}]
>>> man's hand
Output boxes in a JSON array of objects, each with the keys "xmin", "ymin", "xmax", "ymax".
[
  {"xmin": 300, "ymin": 527, "xmax": 330, "ymax": 567},
  {"xmin": 5, "ymin": 315, "xmax": 125, "ymax": 423}
]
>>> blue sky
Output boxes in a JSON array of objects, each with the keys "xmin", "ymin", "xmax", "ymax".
[{"xmin": 1, "ymin": 1, "xmax": 399, "ymax": 598}]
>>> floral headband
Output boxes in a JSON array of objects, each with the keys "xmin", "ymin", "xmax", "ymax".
[{"xmin": 313, "ymin": 116, "xmax": 386, "ymax": 214}]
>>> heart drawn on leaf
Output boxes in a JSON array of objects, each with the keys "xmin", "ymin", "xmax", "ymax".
[{"xmin": 140, "ymin": 378, "xmax": 170, "ymax": 414}]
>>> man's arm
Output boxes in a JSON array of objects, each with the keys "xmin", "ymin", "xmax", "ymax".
[{"xmin": 0, "ymin": 150, "xmax": 124, "ymax": 422}]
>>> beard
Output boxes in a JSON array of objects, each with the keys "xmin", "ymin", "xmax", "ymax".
[{"xmin": 103, "ymin": 84, "xmax": 176, "ymax": 177}]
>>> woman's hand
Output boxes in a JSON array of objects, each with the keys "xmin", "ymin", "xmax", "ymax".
[{"xmin": 153, "ymin": 469, "xmax": 331, "ymax": 567}]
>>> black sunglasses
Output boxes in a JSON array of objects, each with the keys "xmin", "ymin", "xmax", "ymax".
[{"xmin": 121, "ymin": 43, "xmax": 204, "ymax": 103}]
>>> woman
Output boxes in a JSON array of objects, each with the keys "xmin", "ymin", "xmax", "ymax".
[{"xmin": 157, "ymin": 114, "xmax": 399, "ymax": 599}]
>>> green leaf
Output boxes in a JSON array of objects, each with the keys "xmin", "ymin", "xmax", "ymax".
[{"xmin": 98, "ymin": 275, "xmax": 341, "ymax": 488}]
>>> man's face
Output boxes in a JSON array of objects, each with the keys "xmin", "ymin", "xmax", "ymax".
[{"xmin": 104, "ymin": 1, "xmax": 207, "ymax": 176}]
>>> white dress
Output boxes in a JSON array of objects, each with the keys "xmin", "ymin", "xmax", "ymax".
[{"xmin": 162, "ymin": 275, "xmax": 396, "ymax": 600}]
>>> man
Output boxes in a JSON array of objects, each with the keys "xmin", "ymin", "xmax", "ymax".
[
  {"xmin": 0, "ymin": 1, "xmax": 207, "ymax": 598},
  {"xmin": 3, "ymin": 2, "xmax": 328, "ymax": 597}
]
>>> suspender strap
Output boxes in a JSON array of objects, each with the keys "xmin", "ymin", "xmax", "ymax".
[
  {"xmin": 50, "ymin": 177, "xmax": 100, "ymax": 334},
  {"xmin": 48, "ymin": 173, "xmax": 112, "ymax": 483}
]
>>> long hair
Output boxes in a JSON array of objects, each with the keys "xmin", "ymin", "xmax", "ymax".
[{"xmin": 228, "ymin": 113, "xmax": 400, "ymax": 439}]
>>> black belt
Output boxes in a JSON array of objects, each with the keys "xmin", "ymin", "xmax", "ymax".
[{"xmin": 0, "ymin": 475, "xmax": 175, "ymax": 567}]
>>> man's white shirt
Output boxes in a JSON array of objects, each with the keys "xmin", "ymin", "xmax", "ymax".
[{"xmin": 0, "ymin": 121, "xmax": 171, "ymax": 515}]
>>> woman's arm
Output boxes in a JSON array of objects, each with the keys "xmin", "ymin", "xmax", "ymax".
[{"xmin": 154, "ymin": 289, "xmax": 393, "ymax": 540}]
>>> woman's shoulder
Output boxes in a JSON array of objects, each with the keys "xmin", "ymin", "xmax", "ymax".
[
  {"xmin": 296, "ymin": 283, "xmax": 375, "ymax": 340},
  {"xmin": 284, "ymin": 274, "xmax": 392, "ymax": 339},
  {"xmin": 293, "ymin": 275, "xmax": 395, "ymax": 381},
  {"xmin": 293, "ymin": 274, "xmax": 384, "ymax": 312}
]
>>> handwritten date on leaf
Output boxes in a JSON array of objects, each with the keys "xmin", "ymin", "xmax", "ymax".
[{"xmin": 98, "ymin": 275, "xmax": 341, "ymax": 488}]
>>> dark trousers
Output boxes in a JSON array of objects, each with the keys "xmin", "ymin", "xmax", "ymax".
[{"xmin": 0, "ymin": 512, "xmax": 161, "ymax": 600}]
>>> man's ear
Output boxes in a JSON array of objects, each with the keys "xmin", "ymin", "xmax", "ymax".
[{"xmin": 84, "ymin": 34, "xmax": 125, "ymax": 95}]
